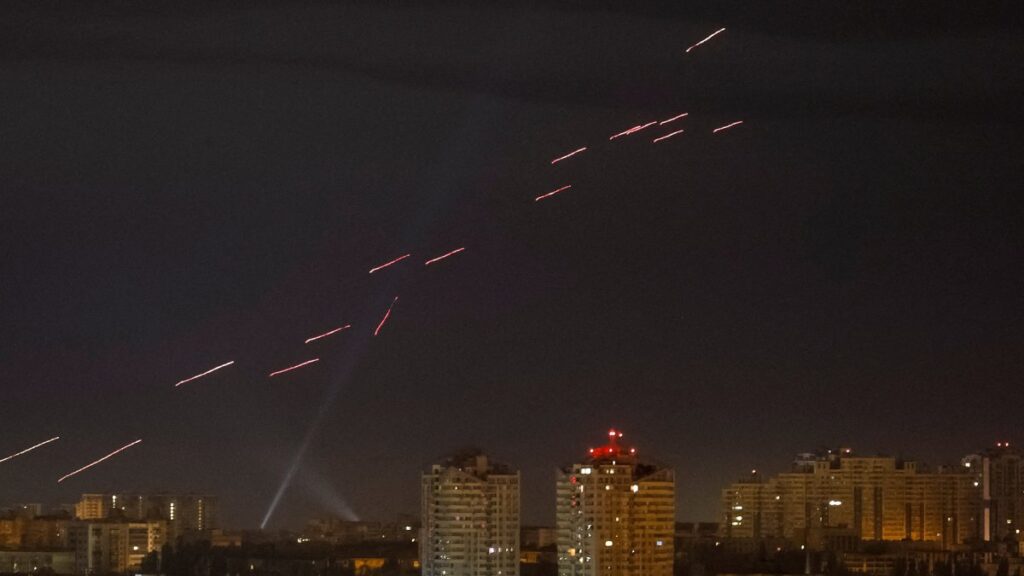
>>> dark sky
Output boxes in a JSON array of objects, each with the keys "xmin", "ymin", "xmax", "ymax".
[{"xmin": 1, "ymin": 1, "xmax": 1022, "ymax": 528}]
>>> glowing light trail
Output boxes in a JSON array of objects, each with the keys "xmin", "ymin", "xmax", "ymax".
[
  {"xmin": 659, "ymin": 112, "xmax": 689, "ymax": 125},
  {"xmin": 174, "ymin": 361, "xmax": 235, "ymax": 387},
  {"xmin": 368, "ymin": 254, "xmax": 411, "ymax": 274},
  {"xmin": 268, "ymin": 358, "xmax": 320, "ymax": 378},
  {"xmin": 374, "ymin": 297, "xmax": 399, "ymax": 337},
  {"xmin": 653, "ymin": 129, "xmax": 685, "ymax": 143},
  {"xmin": 551, "ymin": 147, "xmax": 587, "ymax": 165},
  {"xmin": 305, "ymin": 325, "xmax": 351, "ymax": 344},
  {"xmin": 534, "ymin": 185, "xmax": 572, "ymax": 202},
  {"xmin": 686, "ymin": 27, "xmax": 726, "ymax": 53},
  {"xmin": 609, "ymin": 122, "xmax": 657, "ymax": 141},
  {"xmin": 424, "ymin": 247, "xmax": 466, "ymax": 266},
  {"xmin": 0, "ymin": 436, "xmax": 60, "ymax": 464},
  {"xmin": 57, "ymin": 439, "xmax": 141, "ymax": 483},
  {"xmin": 713, "ymin": 120, "xmax": 744, "ymax": 133}
]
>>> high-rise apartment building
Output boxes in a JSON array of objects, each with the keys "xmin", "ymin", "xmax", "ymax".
[
  {"xmin": 556, "ymin": 429, "xmax": 675, "ymax": 576},
  {"xmin": 721, "ymin": 449, "xmax": 980, "ymax": 549},
  {"xmin": 963, "ymin": 442, "xmax": 1023, "ymax": 542},
  {"xmin": 421, "ymin": 450, "xmax": 520, "ymax": 576}
]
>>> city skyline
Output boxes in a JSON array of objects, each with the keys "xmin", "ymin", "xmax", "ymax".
[
  {"xmin": 1, "ymin": 1, "xmax": 1022, "ymax": 533},
  {"xmin": 3, "ymin": 438, "xmax": 1019, "ymax": 530}
]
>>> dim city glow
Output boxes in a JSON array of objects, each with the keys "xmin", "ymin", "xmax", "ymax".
[
  {"xmin": 268, "ymin": 358, "xmax": 320, "ymax": 378},
  {"xmin": 304, "ymin": 325, "xmax": 351, "ymax": 344},
  {"xmin": 685, "ymin": 27, "xmax": 726, "ymax": 53},
  {"xmin": 0, "ymin": 436, "xmax": 60, "ymax": 464},
  {"xmin": 174, "ymin": 361, "xmax": 235, "ymax": 387},
  {"xmin": 57, "ymin": 439, "xmax": 142, "ymax": 483},
  {"xmin": 551, "ymin": 147, "xmax": 587, "ymax": 165},
  {"xmin": 368, "ymin": 254, "xmax": 411, "ymax": 274}
]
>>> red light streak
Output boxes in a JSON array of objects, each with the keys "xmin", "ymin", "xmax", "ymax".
[
  {"xmin": 713, "ymin": 120, "xmax": 744, "ymax": 133},
  {"xmin": 551, "ymin": 147, "xmax": 587, "ymax": 165},
  {"xmin": 0, "ymin": 436, "xmax": 60, "ymax": 464},
  {"xmin": 424, "ymin": 247, "xmax": 466, "ymax": 266},
  {"xmin": 57, "ymin": 439, "xmax": 142, "ymax": 484},
  {"xmin": 686, "ymin": 27, "xmax": 726, "ymax": 53},
  {"xmin": 374, "ymin": 297, "xmax": 399, "ymax": 337},
  {"xmin": 304, "ymin": 325, "xmax": 351, "ymax": 344},
  {"xmin": 609, "ymin": 121, "xmax": 657, "ymax": 140},
  {"xmin": 659, "ymin": 112, "xmax": 688, "ymax": 125},
  {"xmin": 534, "ymin": 185, "xmax": 572, "ymax": 202},
  {"xmin": 652, "ymin": 129, "xmax": 685, "ymax": 143},
  {"xmin": 368, "ymin": 254, "xmax": 411, "ymax": 274},
  {"xmin": 268, "ymin": 358, "xmax": 320, "ymax": 378},
  {"xmin": 174, "ymin": 361, "xmax": 235, "ymax": 387}
]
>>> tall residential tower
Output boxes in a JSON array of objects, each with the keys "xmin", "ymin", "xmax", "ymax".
[
  {"xmin": 421, "ymin": 450, "xmax": 520, "ymax": 576},
  {"xmin": 556, "ymin": 429, "xmax": 675, "ymax": 576},
  {"xmin": 963, "ymin": 442, "xmax": 1023, "ymax": 543}
]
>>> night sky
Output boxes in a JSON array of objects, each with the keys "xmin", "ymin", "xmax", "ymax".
[{"xmin": 1, "ymin": 2, "xmax": 1022, "ymax": 529}]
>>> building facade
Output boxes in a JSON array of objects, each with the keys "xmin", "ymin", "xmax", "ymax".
[
  {"xmin": 721, "ymin": 449, "xmax": 980, "ymax": 549},
  {"xmin": 0, "ymin": 550, "xmax": 75, "ymax": 574},
  {"xmin": 556, "ymin": 429, "xmax": 675, "ymax": 576},
  {"xmin": 963, "ymin": 442, "xmax": 1023, "ymax": 543},
  {"xmin": 421, "ymin": 450, "xmax": 520, "ymax": 576},
  {"xmin": 66, "ymin": 519, "xmax": 165, "ymax": 574}
]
